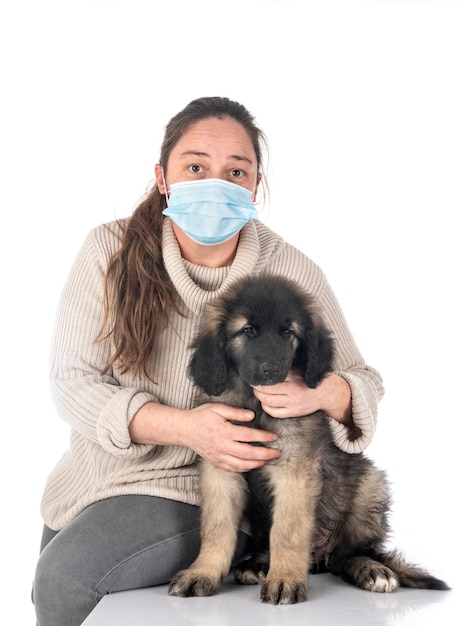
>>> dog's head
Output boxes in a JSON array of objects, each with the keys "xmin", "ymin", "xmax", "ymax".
[{"xmin": 189, "ymin": 275, "xmax": 334, "ymax": 397}]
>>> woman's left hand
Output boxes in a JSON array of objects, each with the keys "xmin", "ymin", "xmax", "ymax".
[{"xmin": 252, "ymin": 370, "xmax": 353, "ymax": 427}]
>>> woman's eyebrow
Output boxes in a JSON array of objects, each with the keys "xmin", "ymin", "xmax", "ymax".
[
  {"xmin": 180, "ymin": 150, "xmax": 209, "ymax": 158},
  {"xmin": 230, "ymin": 154, "xmax": 254, "ymax": 165},
  {"xmin": 180, "ymin": 150, "xmax": 254, "ymax": 165}
]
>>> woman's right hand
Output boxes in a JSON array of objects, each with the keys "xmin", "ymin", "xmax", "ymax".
[{"xmin": 129, "ymin": 401, "xmax": 280, "ymax": 473}]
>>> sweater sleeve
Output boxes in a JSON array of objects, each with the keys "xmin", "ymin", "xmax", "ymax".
[
  {"xmin": 49, "ymin": 225, "xmax": 157, "ymax": 458},
  {"xmin": 316, "ymin": 277, "xmax": 384, "ymax": 454}
]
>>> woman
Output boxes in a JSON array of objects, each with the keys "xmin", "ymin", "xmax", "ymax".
[{"xmin": 33, "ymin": 96, "xmax": 384, "ymax": 625}]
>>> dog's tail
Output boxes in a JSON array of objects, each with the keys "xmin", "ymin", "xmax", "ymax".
[{"xmin": 380, "ymin": 549, "xmax": 450, "ymax": 590}]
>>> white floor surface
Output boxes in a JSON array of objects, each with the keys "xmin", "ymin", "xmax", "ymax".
[{"xmin": 82, "ymin": 572, "xmax": 458, "ymax": 626}]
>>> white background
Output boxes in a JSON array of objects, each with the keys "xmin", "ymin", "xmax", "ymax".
[{"xmin": 1, "ymin": 1, "xmax": 464, "ymax": 623}]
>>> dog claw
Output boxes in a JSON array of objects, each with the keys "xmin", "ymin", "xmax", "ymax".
[
  {"xmin": 168, "ymin": 571, "xmax": 221, "ymax": 597},
  {"xmin": 260, "ymin": 578, "xmax": 309, "ymax": 604},
  {"xmin": 365, "ymin": 573, "xmax": 399, "ymax": 593}
]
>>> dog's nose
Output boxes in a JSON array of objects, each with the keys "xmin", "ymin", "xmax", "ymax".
[{"xmin": 260, "ymin": 362, "xmax": 280, "ymax": 377}]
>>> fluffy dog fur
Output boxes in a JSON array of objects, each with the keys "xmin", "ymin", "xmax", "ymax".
[{"xmin": 168, "ymin": 275, "xmax": 449, "ymax": 604}]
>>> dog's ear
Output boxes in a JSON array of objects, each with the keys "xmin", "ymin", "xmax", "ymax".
[
  {"xmin": 188, "ymin": 326, "xmax": 230, "ymax": 397},
  {"xmin": 301, "ymin": 318, "xmax": 334, "ymax": 388}
]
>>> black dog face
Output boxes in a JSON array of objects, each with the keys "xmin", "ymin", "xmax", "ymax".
[
  {"xmin": 224, "ymin": 313, "xmax": 301, "ymax": 387},
  {"xmin": 189, "ymin": 276, "xmax": 334, "ymax": 398}
]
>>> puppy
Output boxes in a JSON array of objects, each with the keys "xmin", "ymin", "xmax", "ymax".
[{"xmin": 169, "ymin": 275, "xmax": 449, "ymax": 604}]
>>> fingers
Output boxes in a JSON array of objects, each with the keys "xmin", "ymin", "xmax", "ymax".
[
  {"xmin": 217, "ymin": 441, "xmax": 280, "ymax": 473},
  {"xmin": 196, "ymin": 403, "xmax": 280, "ymax": 472},
  {"xmin": 252, "ymin": 386, "xmax": 291, "ymax": 418},
  {"xmin": 252, "ymin": 372, "xmax": 317, "ymax": 418},
  {"xmin": 208, "ymin": 403, "xmax": 278, "ymax": 444},
  {"xmin": 215, "ymin": 405, "xmax": 256, "ymax": 422}
]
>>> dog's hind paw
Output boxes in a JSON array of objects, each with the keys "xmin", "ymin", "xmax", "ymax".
[
  {"xmin": 343, "ymin": 557, "xmax": 400, "ymax": 593},
  {"xmin": 235, "ymin": 568, "xmax": 263, "ymax": 585},
  {"xmin": 234, "ymin": 553, "xmax": 269, "ymax": 586},
  {"xmin": 260, "ymin": 577, "xmax": 309, "ymax": 604},
  {"xmin": 361, "ymin": 568, "xmax": 399, "ymax": 593},
  {"xmin": 168, "ymin": 570, "xmax": 222, "ymax": 597}
]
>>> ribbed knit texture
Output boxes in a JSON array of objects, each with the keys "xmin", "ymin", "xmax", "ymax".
[{"xmin": 41, "ymin": 218, "xmax": 384, "ymax": 530}]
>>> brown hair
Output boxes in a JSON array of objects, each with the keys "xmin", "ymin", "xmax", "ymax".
[{"xmin": 99, "ymin": 97, "xmax": 268, "ymax": 380}]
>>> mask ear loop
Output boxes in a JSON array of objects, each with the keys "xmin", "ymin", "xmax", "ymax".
[
  {"xmin": 252, "ymin": 179, "xmax": 261, "ymax": 206},
  {"xmin": 254, "ymin": 171, "xmax": 269, "ymax": 219},
  {"xmin": 161, "ymin": 167, "xmax": 169, "ymax": 206}
]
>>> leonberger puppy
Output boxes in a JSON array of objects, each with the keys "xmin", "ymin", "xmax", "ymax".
[{"xmin": 169, "ymin": 275, "xmax": 449, "ymax": 604}]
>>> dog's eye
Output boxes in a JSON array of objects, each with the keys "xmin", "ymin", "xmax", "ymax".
[
  {"xmin": 242, "ymin": 325, "xmax": 256, "ymax": 337},
  {"xmin": 281, "ymin": 329, "xmax": 295, "ymax": 340}
]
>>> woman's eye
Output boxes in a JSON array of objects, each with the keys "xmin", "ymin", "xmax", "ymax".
[
  {"xmin": 230, "ymin": 169, "xmax": 243, "ymax": 178},
  {"xmin": 188, "ymin": 164, "xmax": 203, "ymax": 174}
]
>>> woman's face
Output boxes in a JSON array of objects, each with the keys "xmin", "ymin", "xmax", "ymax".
[{"xmin": 156, "ymin": 116, "xmax": 260, "ymax": 200}]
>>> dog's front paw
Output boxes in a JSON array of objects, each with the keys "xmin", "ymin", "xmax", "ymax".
[
  {"xmin": 168, "ymin": 570, "xmax": 222, "ymax": 597},
  {"xmin": 260, "ymin": 576, "xmax": 309, "ymax": 604}
]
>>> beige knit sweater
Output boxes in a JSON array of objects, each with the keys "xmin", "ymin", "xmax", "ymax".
[{"xmin": 41, "ymin": 218, "xmax": 384, "ymax": 530}]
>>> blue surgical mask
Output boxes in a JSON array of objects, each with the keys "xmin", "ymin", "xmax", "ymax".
[{"xmin": 162, "ymin": 178, "xmax": 258, "ymax": 246}]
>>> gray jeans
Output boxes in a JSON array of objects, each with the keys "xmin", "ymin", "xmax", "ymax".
[{"xmin": 33, "ymin": 495, "xmax": 250, "ymax": 626}]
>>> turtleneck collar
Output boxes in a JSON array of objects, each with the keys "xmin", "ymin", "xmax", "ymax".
[{"xmin": 162, "ymin": 218, "xmax": 262, "ymax": 315}]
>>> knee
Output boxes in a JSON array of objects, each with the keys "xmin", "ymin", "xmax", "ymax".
[{"xmin": 34, "ymin": 540, "xmax": 96, "ymax": 626}]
